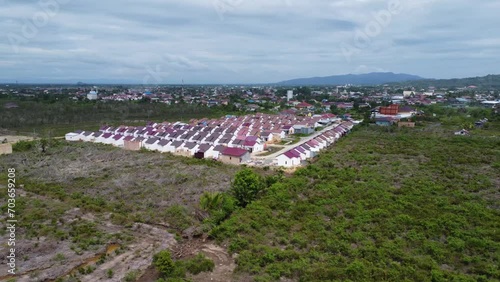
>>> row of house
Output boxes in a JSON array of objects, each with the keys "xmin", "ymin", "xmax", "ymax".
[
  {"xmin": 65, "ymin": 113, "xmax": 344, "ymax": 166},
  {"xmin": 65, "ymin": 130, "xmax": 254, "ymax": 164},
  {"xmin": 274, "ymin": 122, "xmax": 354, "ymax": 167}
]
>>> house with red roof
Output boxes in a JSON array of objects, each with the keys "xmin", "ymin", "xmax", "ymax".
[
  {"xmin": 220, "ymin": 147, "xmax": 251, "ymax": 165},
  {"xmin": 96, "ymin": 132, "xmax": 113, "ymax": 144},
  {"xmin": 111, "ymin": 134, "xmax": 125, "ymax": 147},
  {"xmin": 275, "ymin": 150, "xmax": 301, "ymax": 167},
  {"xmin": 243, "ymin": 136, "xmax": 264, "ymax": 153},
  {"xmin": 295, "ymin": 102, "xmax": 314, "ymax": 111}
]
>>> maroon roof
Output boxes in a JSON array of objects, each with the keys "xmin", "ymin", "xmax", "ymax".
[
  {"xmin": 295, "ymin": 146, "xmax": 306, "ymax": 153},
  {"xmin": 307, "ymin": 139, "xmax": 319, "ymax": 146},
  {"xmin": 222, "ymin": 147, "xmax": 248, "ymax": 157},
  {"xmin": 296, "ymin": 102, "xmax": 313, "ymax": 108},
  {"xmin": 113, "ymin": 134, "xmax": 124, "ymax": 141},
  {"xmin": 284, "ymin": 150, "xmax": 300, "ymax": 159},
  {"xmin": 243, "ymin": 135, "xmax": 258, "ymax": 146}
]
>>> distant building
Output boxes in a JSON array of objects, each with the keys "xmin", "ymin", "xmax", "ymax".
[
  {"xmin": 375, "ymin": 117, "xmax": 396, "ymax": 126},
  {"xmin": 287, "ymin": 90, "xmax": 294, "ymax": 101},
  {"xmin": 379, "ymin": 104, "xmax": 399, "ymax": 115},
  {"xmin": 403, "ymin": 91, "xmax": 415, "ymax": 97},
  {"xmin": 87, "ymin": 90, "xmax": 98, "ymax": 100}
]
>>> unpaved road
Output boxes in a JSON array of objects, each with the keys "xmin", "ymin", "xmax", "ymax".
[
  {"xmin": 251, "ymin": 123, "xmax": 340, "ymax": 161},
  {"xmin": 0, "ymin": 135, "xmax": 33, "ymax": 144}
]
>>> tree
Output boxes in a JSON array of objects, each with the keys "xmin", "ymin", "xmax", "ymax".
[
  {"xmin": 230, "ymin": 168, "xmax": 265, "ymax": 207},
  {"xmin": 153, "ymin": 250, "xmax": 175, "ymax": 277},
  {"xmin": 39, "ymin": 138, "xmax": 49, "ymax": 153},
  {"xmin": 200, "ymin": 192, "xmax": 224, "ymax": 212}
]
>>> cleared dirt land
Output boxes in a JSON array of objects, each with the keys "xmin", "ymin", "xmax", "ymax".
[
  {"xmin": 0, "ymin": 141, "xmax": 240, "ymax": 281},
  {"xmin": 0, "ymin": 135, "xmax": 33, "ymax": 144}
]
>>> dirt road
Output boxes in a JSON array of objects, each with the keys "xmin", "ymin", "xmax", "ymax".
[
  {"xmin": 251, "ymin": 123, "xmax": 339, "ymax": 161},
  {"xmin": 0, "ymin": 135, "xmax": 33, "ymax": 144}
]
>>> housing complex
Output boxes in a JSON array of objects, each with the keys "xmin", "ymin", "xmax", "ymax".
[{"xmin": 65, "ymin": 113, "xmax": 355, "ymax": 167}]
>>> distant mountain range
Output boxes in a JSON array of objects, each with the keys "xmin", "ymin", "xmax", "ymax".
[
  {"xmin": 276, "ymin": 72, "xmax": 425, "ymax": 86},
  {"xmin": 393, "ymin": 74, "xmax": 500, "ymax": 89}
]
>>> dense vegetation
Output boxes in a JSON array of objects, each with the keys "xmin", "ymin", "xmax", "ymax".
[
  {"xmin": 393, "ymin": 74, "xmax": 500, "ymax": 90},
  {"xmin": 210, "ymin": 122, "xmax": 500, "ymax": 281},
  {"xmin": 0, "ymin": 98, "xmax": 236, "ymax": 136}
]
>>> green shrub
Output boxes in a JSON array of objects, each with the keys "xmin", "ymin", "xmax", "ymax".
[
  {"xmin": 124, "ymin": 270, "xmax": 140, "ymax": 282},
  {"xmin": 153, "ymin": 250, "xmax": 176, "ymax": 277},
  {"xmin": 13, "ymin": 140, "xmax": 34, "ymax": 152},
  {"xmin": 184, "ymin": 253, "xmax": 215, "ymax": 275}
]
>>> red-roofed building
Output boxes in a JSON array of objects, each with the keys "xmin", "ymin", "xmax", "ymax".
[
  {"xmin": 243, "ymin": 136, "xmax": 264, "ymax": 153},
  {"xmin": 379, "ymin": 104, "xmax": 399, "ymax": 115},
  {"xmin": 276, "ymin": 150, "xmax": 301, "ymax": 167},
  {"xmin": 220, "ymin": 147, "xmax": 251, "ymax": 165},
  {"xmin": 295, "ymin": 102, "xmax": 314, "ymax": 110}
]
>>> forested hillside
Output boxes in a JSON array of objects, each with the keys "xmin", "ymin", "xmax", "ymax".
[{"xmin": 0, "ymin": 98, "xmax": 235, "ymax": 136}]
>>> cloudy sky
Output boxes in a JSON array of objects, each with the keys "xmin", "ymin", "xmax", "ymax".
[{"xmin": 1, "ymin": 0, "xmax": 499, "ymax": 84}]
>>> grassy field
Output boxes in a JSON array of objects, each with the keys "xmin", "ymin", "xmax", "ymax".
[{"xmin": 211, "ymin": 122, "xmax": 500, "ymax": 281}]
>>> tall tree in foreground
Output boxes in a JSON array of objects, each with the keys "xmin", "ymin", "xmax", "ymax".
[{"xmin": 230, "ymin": 168, "xmax": 265, "ymax": 208}]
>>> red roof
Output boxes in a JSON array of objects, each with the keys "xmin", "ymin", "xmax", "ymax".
[
  {"xmin": 222, "ymin": 147, "xmax": 249, "ymax": 157},
  {"xmin": 284, "ymin": 150, "xmax": 301, "ymax": 159},
  {"xmin": 244, "ymin": 136, "xmax": 258, "ymax": 146},
  {"xmin": 296, "ymin": 102, "xmax": 313, "ymax": 108}
]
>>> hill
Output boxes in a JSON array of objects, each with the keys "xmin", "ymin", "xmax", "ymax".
[
  {"xmin": 395, "ymin": 74, "xmax": 500, "ymax": 90},
  {"xmin": 276, "ymin": 72, "xmax": 425, "ymax": 86}
]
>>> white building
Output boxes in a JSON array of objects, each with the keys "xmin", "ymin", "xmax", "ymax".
[
  {"xmin": 287, "ymin": 90, "xmax": 293, "ymax": 101},
  {"xmin": 87, "ymin": 89, "xmax": 98, "ymax": 100},
  {"xmin": 65, "ymin": 133, "xmax": 80, "ymax": 141},
  {"xmin": 275, "ymin": 151, "xmax": 301, "ymax": 167}
]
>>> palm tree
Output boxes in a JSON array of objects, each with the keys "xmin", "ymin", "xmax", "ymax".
[{"xmin": 199, "ymin": 192, "xmax": 224, "ymax": 212}]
